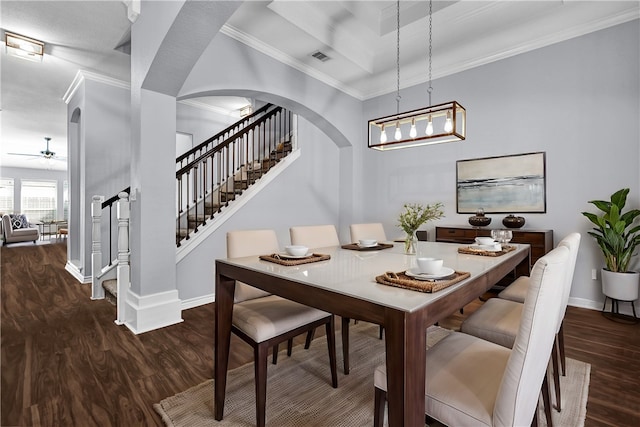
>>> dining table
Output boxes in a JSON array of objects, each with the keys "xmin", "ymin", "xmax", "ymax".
[{"xmin": 214, "ymin": 241, "xmax": 530, "ymax": 427}]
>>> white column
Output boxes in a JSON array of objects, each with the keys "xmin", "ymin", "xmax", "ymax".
[
  {"xmin": 90, "ymin": 195, "xmax": 104, "ymax": 299},
  {"xmin": 116, "ymin": 192, "xmax": 130, "ymax": 325}
]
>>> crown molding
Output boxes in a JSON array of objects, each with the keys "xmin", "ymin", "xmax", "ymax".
[
  {"xmin": 63, "ymin": 70, "xmax": 130, "ymax": 104},
  {"xmin": 220, "ymin": 24, "xmax": 364, "ymax": 101}
]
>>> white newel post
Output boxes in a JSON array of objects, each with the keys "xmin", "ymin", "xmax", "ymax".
[
  {"xmin": 116, "ymin": 192, "xmax": 130, "ymax": 326},
  {"xmin": 91, "ymin": 195, "xmax": 104, "ymax": 300}
]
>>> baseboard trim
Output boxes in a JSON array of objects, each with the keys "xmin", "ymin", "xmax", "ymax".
[
  {"xmin": 124, "ymin": 289, "xmax": 183, "ymax": 334},
  {"xmin": 569, "ymin": 296, "xmax": 639, "ymax": 316},
  {"xmin": 181, "ymin": 294, "xmax": 214, "ymax": 310},
  {"xmin": 65, "ymin": 261, "xmax": 91, "ymax": 284}
]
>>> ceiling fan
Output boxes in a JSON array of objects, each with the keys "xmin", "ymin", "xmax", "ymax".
[{"xmin": 8, "ymin": 137, "xmax": 67, "ymax": 164}]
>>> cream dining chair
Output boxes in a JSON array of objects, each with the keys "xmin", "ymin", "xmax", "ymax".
[
  {"xmin": 373, "ymin": 245, "xmax": 571, "ymax": 427},
  {"xmin": 226, "ymin": 229, "xmax": 338, "ymax": 427},
  {"xmin": 459, "ymin": 232, "xmax": 581, "ymax": 418},
  {"xmin": 289, "ymin": 224, "xmax": 354, "ymax": 373},
  {"xmin": 349, "ymin": 223, "xmax": 387, "ymax": 340},
  {"xmin": 349, "ymin": 223, "xmax": 387, "ymax": 243}
]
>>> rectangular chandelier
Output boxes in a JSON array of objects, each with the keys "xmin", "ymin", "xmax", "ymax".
[
  {"xmin": 368, "ymin": 101, "xmax": 466, "ymax": 151},
  {"xmin": 5, "ymin": 32, "xmax": 44, "ymax": 62}
]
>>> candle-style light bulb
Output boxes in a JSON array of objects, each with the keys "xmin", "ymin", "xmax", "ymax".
[
  {"xmin": 425, "ymin": 115, "xmax": 434, "ymax": 136},
  {"xmin": 394, "ymin": 121, "xmax": 402, "ymax": 140},
  {"xmin": 444, "ymin": 111, "xmax": 453, "ymax": 132},
  {"xmin": 409, "ymin": 118, "xmax": 417, "ymax": 138},
  {"xmin": 379, "ymin": 124, "xmax": 387, "ymax": 143}
]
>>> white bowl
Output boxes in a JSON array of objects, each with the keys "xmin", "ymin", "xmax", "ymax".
[
  {"xmin": 475, "ymin": 237, "xmax": 495, "ymax": 245},
  {"xmin": 285, "ymin": 245, "xmax": 308, "ymax": 256},
  {"xmin": 358, "ymin": 239, "xmax": 378, "ymax": 247},
  {"xmin": 416, "ymin": 257, "xmax": 444, "ymax": 275}
]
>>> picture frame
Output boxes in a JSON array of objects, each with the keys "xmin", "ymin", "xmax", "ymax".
[{"xmin": 456, "ymin": 152, "xmax": 546, "ymax": 214}]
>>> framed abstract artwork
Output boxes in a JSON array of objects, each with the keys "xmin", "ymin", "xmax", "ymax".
[{"xmin": 456, "ymin": 152, "xmax": 546, "ymax": 214}]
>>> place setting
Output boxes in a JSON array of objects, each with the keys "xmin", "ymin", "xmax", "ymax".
[
  {"xmin": 341, "ymin": 238, "xmax": 394, "ymax": 251},
  {"xmin": 259, "ymin": 245, "xmax": 331, "ymax": 266},
  {"xmin": 458, "ymin": 233, "xmax": 517, "ymax": 257},
  {"xmin": 375, "ymin": 256, "xmax": 470, "ymax": 293}
]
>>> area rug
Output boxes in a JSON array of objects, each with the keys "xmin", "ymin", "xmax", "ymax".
[{"xmin": 154, "ymin": 323, "xmax": 590, "ymax": 427}]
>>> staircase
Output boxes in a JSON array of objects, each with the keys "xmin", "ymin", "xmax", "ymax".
[
  {"xmin": 94, "ymin": 104, "xmax": 297, "ymax": 314},
  {"xmin": 176, "ymin": 104, "xmax": 294, "ymax": 247}
]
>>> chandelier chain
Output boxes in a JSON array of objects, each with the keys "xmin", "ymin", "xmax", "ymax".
[
  {"xmin": 396, "ymin": 0, "xmax": 401, "ymax": 114},
  {"xmin": 428, "ymin": 0, "xmax": 433, "ymax": 106}
]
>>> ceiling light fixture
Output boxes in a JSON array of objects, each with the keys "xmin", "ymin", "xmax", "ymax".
[
  {"xmin": 5, "ymin": 31, "xmax": 44, "ymax": 62},
  {"xmin": 368, "ymin": 0, "xmax": 466, "ymax": 150}
]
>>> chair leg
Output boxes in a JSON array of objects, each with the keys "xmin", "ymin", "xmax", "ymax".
[
  {"xmin": 341, "ymin": 317, "xmax": 350, "ymax": 374},
  {"xmin": 287, "ymin": 338, "xmax": 293, "ymax": 356},
  {"xmin": 255, "ymin": 344, "xmax": 269, "ymax": 427},
  {"xmin": 304, "ymin": 329, "xmax": 315, "ymax": 349},
  {"xmin": 541, "ymin": 370, "xmax": 553, "ymax": 427},
  {"xmin": 558, "ymin": 322, "xmax": 566, "ymax": 376},
  {"xmin": 272, "ymin": 343, "xmax": 279, "ymax": 365},
  {"xmin": 373, "ymin": 387, "xmax": 386, "ymax": 427},
  {"xmin": 325, "ymin": 318, "xmax": 338, "ymax": 388},
  {"xmin": 551, "ymin": 337, "xmax": 562, "ymax": 412}
]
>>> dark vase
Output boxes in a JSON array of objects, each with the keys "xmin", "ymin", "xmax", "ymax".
[
  {"xmin": 469, "ymin": 209, "xmax": 491, "ymax": 227},
  {"xmin": 502, "ymin": 215, "xmax": 525, "ymax": 229}
]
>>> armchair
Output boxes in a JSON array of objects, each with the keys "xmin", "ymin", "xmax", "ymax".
[{"xmin": 2, "ymin": 214, "xmax": 39, "ymax": 245}]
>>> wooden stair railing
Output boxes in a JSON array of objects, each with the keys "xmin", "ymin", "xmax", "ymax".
[{"xmin": 176, "ymin": 104, "xmax": 293, "ymax": 246}]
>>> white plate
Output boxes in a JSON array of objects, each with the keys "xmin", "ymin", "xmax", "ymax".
[
  {"xmin": 278, "ymin": 252, "xmax": 312, "ymax": 259},
  {"xmin": 406, "ymin": 267, "xmax": 455, "ymax": 280},
  {"xmin": 469, "ymin": 245, "xmax": 502, "ymax": 252}
]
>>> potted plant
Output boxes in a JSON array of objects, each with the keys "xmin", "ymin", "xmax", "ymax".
[
  {"xmin": 397, "ymin": 202, "xmax": 444, "ymax": 254},
  {"xmin": 582, "ymin": 188, "xmax": 640, "ymax": 302}
]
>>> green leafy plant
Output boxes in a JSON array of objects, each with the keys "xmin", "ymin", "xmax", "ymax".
[
  {"xmin": 582, "ymin": 188, "xmax": 640, "ymax": 272},
  {"xmin": 397, "ymin": 202, "xmax": 444, "ymax": 236}
]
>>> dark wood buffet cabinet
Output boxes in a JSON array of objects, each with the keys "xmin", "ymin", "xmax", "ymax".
[{"xmin": 435, "ymin": 225, "xmax": 554, "ymax": 283}]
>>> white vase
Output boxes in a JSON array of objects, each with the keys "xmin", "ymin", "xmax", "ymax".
[{"xmin": 601, "ymin": 269, "xmax": 640, "ymax": 301}]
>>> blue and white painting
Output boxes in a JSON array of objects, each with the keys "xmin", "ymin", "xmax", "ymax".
[{"xmin": 457, "ymin": 152, "xmax": 546, "ymax": 213}]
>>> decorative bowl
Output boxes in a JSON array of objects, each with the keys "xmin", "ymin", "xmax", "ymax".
[
  {"xmin": 416, "ymin": 257, "xmax": 444, "ymax": 274},
  {"xmin": 358, "ymin": 239, "xmax": 378, "ymax": 247},
  {"xmin": 475, "ymin": 237, "xmax": 495, "ymax": 246},
  {"xmin": 502, "ymin": 215, "xmax": 525, "ymax": 229},
  {"xmin": 285, "ymin": 245, "xmax": 309, "ymax": 256},
  {"xmin": 468, "ymin": 216, "xmax": 491, "ymax": 227}
]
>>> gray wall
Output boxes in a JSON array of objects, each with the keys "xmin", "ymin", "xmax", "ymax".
[
  {"xmin": 0, "ymin": 166, "xmax": 67, "ymax": 220},
  {"xmin": 362, "ymin": 20, "xmax": 640, "ymax": 310}
]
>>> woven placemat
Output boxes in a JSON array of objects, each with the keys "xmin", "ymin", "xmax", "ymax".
[
  {"xmin": 341, "ymin": 243, "xmax": 394, "ymax": 251},
  {"xmin": 458, "ymin": 244, "xmax": 516, "ymax": 257},
  {"xmin": 375, "ymin": 270, "xmax": 470, "ymax": 293},
  {"xmin": 259, "ymin": 253, "xmax": 331, "ymax": 266}
]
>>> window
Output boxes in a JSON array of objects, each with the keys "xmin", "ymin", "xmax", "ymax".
[
  {"xmin": 21, "ymin": 180, "xmax": 57, "ymax": 222},
  {"xmin": 0, "ymin": 178, "xmax": 14, "ymax": 214},
  {"xmin": 63, "ymin": 181, "xmax": 69, "ymax": 221}
]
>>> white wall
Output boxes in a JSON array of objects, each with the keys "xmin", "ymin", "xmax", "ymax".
[
  {"xmin": 362, "ymin": 20, "xmax": 640, "ymax": 311},
  {"xmin": 176, "ymin": 117, "xmax": 340, "ymax": 302},
  {"xmin": 176, "ymin": 101, "xmax": 237, "ymax": 149}
]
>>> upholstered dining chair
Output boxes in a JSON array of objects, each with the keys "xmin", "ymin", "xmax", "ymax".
[
  {"xmin": 226, "ymin": 229, "xmax": 338, "ymax": 427},
  {"xmin": 460, "ymin": 233, "xmax": 581, "ymax": 418},
  {"xmin": 289, "ymin": 224, "xmax": 354, "ymax": 373},
  {"xmin": 349, "ymin": 223, "xmax": 387, "ymax": 340},
  {"xmin": 373, "ymin": 245, "xmax": 570, "ymax": 427},
  {"xmin": 349, "ymin": 223, "xmax": 387, "ymax": 243}
]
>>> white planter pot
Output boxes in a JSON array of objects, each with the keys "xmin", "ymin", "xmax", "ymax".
[{"xmin": 601, "ymin": 269, "xmax": 640, "ymax": 301}]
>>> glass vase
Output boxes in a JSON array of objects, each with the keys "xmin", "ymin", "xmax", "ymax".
[{"xmin": 404, "ymin": 232, "xmax": 418, "ymax": 255}]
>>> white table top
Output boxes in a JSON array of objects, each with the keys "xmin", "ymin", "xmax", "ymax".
[{"xmin": 218, "ymin": 241, "xmax": 530, "ymax": 313}]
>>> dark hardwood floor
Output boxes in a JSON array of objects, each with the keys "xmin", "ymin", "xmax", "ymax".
[{"xmin": 2, "ymin": 241, "xmax": 639, "ymax": 426}]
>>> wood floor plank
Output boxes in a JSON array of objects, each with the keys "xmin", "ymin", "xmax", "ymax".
[{"xmin": 2, "ymin": 241, "xmax": 639, "ymax": 426}]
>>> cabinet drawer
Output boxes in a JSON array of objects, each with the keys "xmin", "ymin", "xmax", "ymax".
[{"xmin": 511, "ymin": 232, "xmax": 545, "ymax": 245}]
